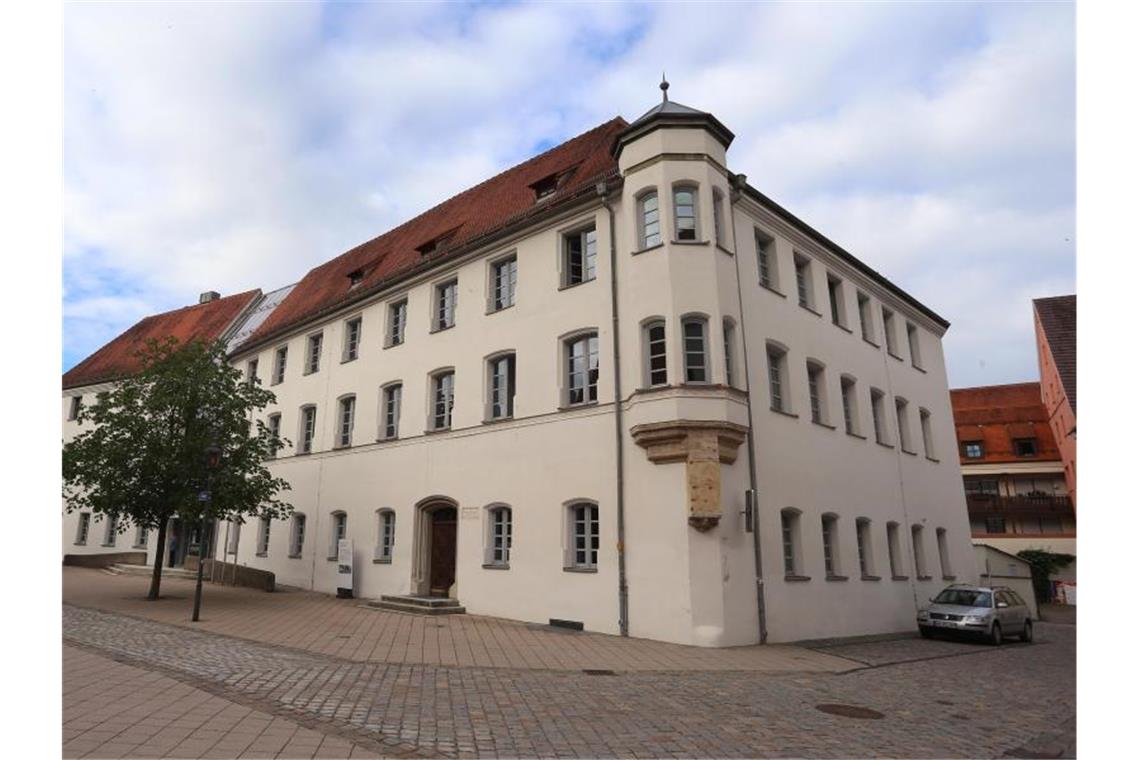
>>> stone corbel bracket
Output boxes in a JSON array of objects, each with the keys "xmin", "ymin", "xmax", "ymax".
[{"xmin": 630, "ymin": 419, "xmax": 749, "ymax": 532}]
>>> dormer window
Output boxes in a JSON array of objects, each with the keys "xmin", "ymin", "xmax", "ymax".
[
  {"xmin": 531, "ymin": 173, "xmax": 559, "ymax": 201},
  {"xmin": 348, "ymin": 269, "xmax": 364, "ymax": 288},
  {"xmin": 530, "ymin": 165, "xmax": 578, "ymax": 203},
  {"xmin": 416, "ymin": 228, "xmax": 459, "ymax": 258}
]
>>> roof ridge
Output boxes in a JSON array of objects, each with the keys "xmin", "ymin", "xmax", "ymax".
[{"xmin": 326, "ymin": 116, "xmax": 628, "ymax": 270}]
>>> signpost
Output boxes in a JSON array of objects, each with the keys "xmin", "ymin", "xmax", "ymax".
[{"xmin": 336, "ymin": 538, "xmax": 354, "ymax": 598}]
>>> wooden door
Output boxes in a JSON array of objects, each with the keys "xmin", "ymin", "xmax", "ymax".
[{"xmin": 429, "ymin": 508, "xmax": 457, "ymax": 597}]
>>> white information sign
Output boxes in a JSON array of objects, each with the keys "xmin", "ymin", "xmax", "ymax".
[{"xmin": 336, "ymin": 538, "xmax": 354, "ymax": 598}]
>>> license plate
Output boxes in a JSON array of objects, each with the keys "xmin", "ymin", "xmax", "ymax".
[{"xmin": 933, "ymin": 620, "xmax": 955, "ymax": 628}]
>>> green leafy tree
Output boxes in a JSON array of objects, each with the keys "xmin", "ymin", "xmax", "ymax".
[
  {"xmin": 1016, "ymin": 549, "xmax": 1076, "ymax": 602},
  {"xmin": 63, "ymin": 337, "xmax": 292, "ymax": 599}
]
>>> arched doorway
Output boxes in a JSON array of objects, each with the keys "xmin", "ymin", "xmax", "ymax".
[{"xmin": 413, "ymin": 499, "xmax": 458, "ymax": 598}]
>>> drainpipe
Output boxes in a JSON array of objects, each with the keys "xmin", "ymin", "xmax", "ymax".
[
  {"xmin": 727, "ymin": 173, "xmax": 768, "ymax": 644},
  {"xmin": 600, "ymin": 181, "xmax": 630, "ymax": 638}
]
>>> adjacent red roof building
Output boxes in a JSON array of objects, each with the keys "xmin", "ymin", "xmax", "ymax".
[
  {"xmin": 1034, "ymin": 294, "xmax": 1076, "ymax": 506},
  {"xmin": 62, "ymin": 290, "xmax": 260, "ymax": 390},
  {"xmin": 950, "ymin": 382, "xmax": 1061, "ymax": 464}
]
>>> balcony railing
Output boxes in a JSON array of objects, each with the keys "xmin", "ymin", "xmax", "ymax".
[{"xmin": 965, "ymin": 493, "xmax": 1073, "ymax": 515}]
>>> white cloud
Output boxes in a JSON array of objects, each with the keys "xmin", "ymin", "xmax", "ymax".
[{"xmin": 64, "ymin": 1, "xmax": 1074, "ymax": 387}]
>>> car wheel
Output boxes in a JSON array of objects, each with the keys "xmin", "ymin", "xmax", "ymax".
[
  {"xmin": 989, "ymin": 621, "xmax": 1002, "ymax": 646},
  {"xmin": 1020, "ymin": 620, "xmax": 1033, "ymax": 643},
  {"xmin": 919, "ymin": 626, "xmax": 933, "ymax": 639}
]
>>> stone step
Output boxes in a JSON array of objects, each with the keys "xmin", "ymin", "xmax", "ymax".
[
  {"xmin": 111, "ymin": 563, "xmax": 197, "ymax": 580},
  {"xmin": 379, "ymin": 594, "xmax": 463, "ymax": 608},
  {"xmin": 365, "ymin": 596, "xmax": 466, "ymax": 616}
]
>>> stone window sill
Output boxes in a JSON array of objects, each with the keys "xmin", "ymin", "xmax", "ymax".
[
  {"xmin": 784, "ymin": 574, "xmax": 812, "ymax": 582},
  {"xmin": 73, "ymin": 542, "xmax": 86, "ymax": 547},
  {"xmin": 916, "ymin": 575, "xmax": 933, "ymax": 581},
  {"xmin": 812, "ymin": 419, "xmax": 836, "ymax": 431},
  {"xmin": 558, "ymin": 278, "xmax": 596, "ymax": 292},
  {"xmin": 799, "ymin": 303, "xmax": 823, "ymax": 318},
  {"xmin": 925, "ymin": 455, "xmax": 940, "ymax": 463},
  {"xmin": 559, "ymin": 401, "xmax": 600, "ymax": 412},
  {"xmin": 876, "ymin": 440, "xmax": 894, "ymax": 449},
  {"xmin": 759, "ymin": 282, "xmax": 786, "ymax": 298},
  {"xmin": 888, "ymin": 351, "xmax": 904, "ymax": 362},
  {"xmin": 862, "ymin": 336, "xmax": 880, "ymax": 349},
  {"xmin": 563, "ymin": 566, "xmax": 598, "ymax": 574},
  {"xmin": 912, "ymin": 363, "xmax": 927, "ymax": 374},
  {"xmin": 825, "ymin": 574, "xmax": 849, "ymax": 582},
  {"xmin": 901, "ymin": 448, "xmax": 918, "ymax": 457},
  {"xmin": 340, "ymin": 356, "xmax": 358, "ymax": 365},
  {"xmin": 382, "ymin": 339, "xmax": 404, "ymax": 350},
  {"xmin": 486, "ymin": 302, "xmax": 516, "ymax": 316},
  {"xmin": 631, "ymin": 242, "xmax": 664, "ymax": 256},
  {"xmin": 326, "ymin": 555, "xmax": 338, "ymax": 562},
  {"xmin": 373, "ymin": 558, "xmax": 392, "ymax": 565},
  {"xmin": 376, "ymin": 436, "xmax": 399, "ymax": 443},
  {"xmin": 846, "ymin": 431, "xmax": 867, "ymax": 440},
  {"xmin": 672, "ymin": 239, "xmax": 710, "ymax": 247},
  {"xmin": 482, "ymin": 563, "xmax": 511, "ymax": 570},
  {"xmin": 429, "ymin": 324, "xmax": 456, "ymax": 335},
  {"xmin": 832, "ymin": 321, "xmax": 853, "ymax": 334},
  {"xmin": 256, "ymin": 552, "xmax": 267, "ymax": 558},
  {"xmin": 861, "ymin": 574, "xmax": 882, "ymax": 582},
  {"xmin": 715, "ymin": 243, "xmax": 734, "ymax": 256},
  {"xmin": 424, "ymin": 426, "xmax": 452, "ymax": 435},
  {"xmin": 891, "ymin": 574, "xmax": 909, "ymax": 581},
  {"xmin": 288, "ymin": 553, "xmax": 302, "ymax": 559},
  {"xmin": 770, "ymin": 407, "xmax": 799, "ymax": 419},
  {"xmin": 482, "ymin": 415, "xmax": 515, "ymax": 426},
  {"xmin": 942, "ymin": 575, "xmax": 957, "ymax": 581}
]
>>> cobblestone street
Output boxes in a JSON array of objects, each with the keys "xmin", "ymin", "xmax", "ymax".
[{"xmin": 63, "ymin": 571, "xmax": 1075, "ymax": 758}]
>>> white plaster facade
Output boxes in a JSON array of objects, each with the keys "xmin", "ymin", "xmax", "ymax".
[{"xmin": 62, "ymin": 97, "xmax": 976, "ymax": 644}]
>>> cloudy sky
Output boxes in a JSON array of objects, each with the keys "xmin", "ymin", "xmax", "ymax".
[{"xmin": 63, "ymin": 1, "xmax": 1074, "ymax": 387}]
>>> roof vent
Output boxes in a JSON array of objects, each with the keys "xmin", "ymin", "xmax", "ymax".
[{"xmin": 199, "ymin": 291, "xmax": 221, "ymax": 304}]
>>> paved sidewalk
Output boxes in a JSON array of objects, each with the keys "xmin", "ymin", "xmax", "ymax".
[{"xmin": 63, "ymin": 567, "xmax": 856, "ymax": 673}]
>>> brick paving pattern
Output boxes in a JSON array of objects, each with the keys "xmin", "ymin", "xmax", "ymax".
[
  {"xmin": 63, "ymin": 595, "xmax": 1076, "ymax": 758},
  {"xmin": 64, "ymin": 646, "xmax": 381, "ymax": 759}
]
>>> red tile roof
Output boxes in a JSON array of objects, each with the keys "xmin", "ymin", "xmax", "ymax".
[
  {"xmin": 63, "ymin": 290, "xmax": 260, "ymax": 390},
  {"xmin": 949, "ymin": 382, "xmax": 1061, "ymax": 464},
  {"xmin": 244, "ymin": 117, "xmax": 629, "ymax": 351},
  {"xmin": 1033, "ymin": 295, "xmax": 1076, "ymax": 412}
]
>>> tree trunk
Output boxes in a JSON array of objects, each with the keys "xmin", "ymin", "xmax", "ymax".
[{"xmin": 148, "ymin": 518, "xmax": 168, "ymax": 600}]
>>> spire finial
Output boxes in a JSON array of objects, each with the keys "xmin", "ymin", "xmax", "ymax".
[{"xmin": 660, "ymin": 73, "xmax": 669, "ymax": 103}]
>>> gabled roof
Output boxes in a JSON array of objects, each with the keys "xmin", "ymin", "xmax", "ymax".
[
  {"xmin": 63, "ymin": 290, "xmax": 260, "ymax": 390},
  {"xmin": 242, "ymin": 118, "xmax": 629, "ymax": 353},
  {"xmin": 1034, "ymin": 295, "xmax": 1076, "ymax": 412}
]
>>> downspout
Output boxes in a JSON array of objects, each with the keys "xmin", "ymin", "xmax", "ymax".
[
  {"xmin": 600, "ymin": 181, "xmax": 630, "ymax": 638},
  {"xmin": 727, "ymin": 173, "xmax": 768, "ymax": 644}
]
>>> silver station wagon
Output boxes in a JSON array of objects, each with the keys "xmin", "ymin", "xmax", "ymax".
[{"xmin": 916, "ymin": 584, "xmax": 1034, "ymax": 645}]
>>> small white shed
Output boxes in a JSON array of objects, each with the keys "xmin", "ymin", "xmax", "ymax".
[{"xmin": 973, "ymin": 542, "xmax": 1039, "ymax": 620}]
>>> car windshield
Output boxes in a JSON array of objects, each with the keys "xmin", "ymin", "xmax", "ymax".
[{"xmin": 933, "ymin": 589, "xmax": 992, "ymax": 608}]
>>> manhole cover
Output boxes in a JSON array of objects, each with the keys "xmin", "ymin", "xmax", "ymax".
[
  {"xmin": 582, "ymin": 669, "xmax": 616, "ymax": 676},
  {"xmin": 815, "ymin": 703, "xmax": 884, "ymax": 720}
]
